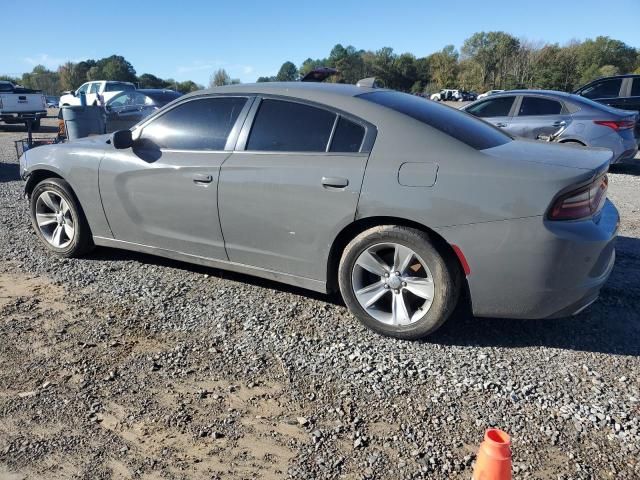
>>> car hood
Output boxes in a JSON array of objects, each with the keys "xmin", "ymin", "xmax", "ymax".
[
  {"xmin": 485, "ymin": 138, "xmax": 612, "ymax": 173},
  {"xmin": 67, "ymin": 133, "xmax": 112, "ymax": 146}
]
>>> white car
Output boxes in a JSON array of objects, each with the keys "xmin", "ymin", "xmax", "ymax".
[
  {"xmin": 430, "ymin": 89, "xmax": 460, "ymax": 101},
  {"xmin": 59, "ymin": 81, "xmax": 136, "ymax": 107},
  {"xmin": 477, "ymin": 89, "xmax": 505, "ymax": 99}
]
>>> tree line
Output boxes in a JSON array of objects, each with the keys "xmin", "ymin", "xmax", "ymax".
[
  {"xmin": 0, "ymin": 55, "xmax": 205, "ymax": 96},
  {"xmin": 2, "ymin": 33, "xmax": 638, "ymax": 96},
  {"xmin": 261, "ymin": 34, "xmax": 639, "ymax": 94}
]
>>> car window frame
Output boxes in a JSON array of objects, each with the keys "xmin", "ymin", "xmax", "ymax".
[
  {"xmin": 578, "ymin": 78, "xmax": 624, "ymax": 100},
  {"xmin": 514, "ymin": 95, "xmax": 567, "ymax": 117},
  {"xmin": 134, "ymin": 94, "xmax": 255, "ymax": 153},
  {"xmin": 235, "ymin": 95, "xmax": 376, "ymax": 155},
  {"xmin": 466, "ymin": 95, "xmax": 518, "ymax": 118}
]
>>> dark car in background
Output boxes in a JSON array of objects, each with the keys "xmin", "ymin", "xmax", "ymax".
[
  {"xmin": 105, "ymin": 89, "xmax": 182, "ymax": 133},
  {"xmin": 574, "ymin": 74, "xmax": 640, "ymax": 140}
]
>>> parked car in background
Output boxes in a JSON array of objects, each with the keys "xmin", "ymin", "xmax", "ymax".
[
  {"xmin": 46, "ymin": 96, "xmax": 59, "ymax": 108},
  {"xmin": 430, "ymin": 89, "xmax": 462, "ymax": 101},
  {"xmin": 0, "ymin": 81, "xmax": 47, "ymax": 130},
  {"xmin": 462, "ymin": 90, "xmax": 638, "ymax": 163},
  {"xmin": 59, "ymin": 81, "xmax": 136, "ymax": 107},
  {"xmin": 105, "ymin": 89, "xmax": 182, "ymax": 133},
  {"xmin": 460, "ymin": 91, "xmax": 477, "ymax": 101},
  {"xmin": 574, "ymin": 74, "xmax": 640, "ymax": 140},
  {"xmin": 20, "ymin": 82, "xmax": 618, "ymax": 340},
  {"xmin": 477, "ymin": 89, "xmax": 504, "ymax": 99}
]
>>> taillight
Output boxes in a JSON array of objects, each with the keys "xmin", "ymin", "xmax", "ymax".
[
  {"xmin": 548, "ymin": 175, "xmax": 608, "ymax": 221},
  {"xmin": 594, "ymin": 120, "xmax": 635, "ymax": 131}
]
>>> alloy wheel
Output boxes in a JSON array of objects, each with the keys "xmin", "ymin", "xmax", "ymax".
[{"xmin": 35, "ymin": 191, "xmax": 75, "ymax": 249}]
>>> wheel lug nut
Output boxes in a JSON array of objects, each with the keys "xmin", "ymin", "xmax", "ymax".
[
  {"xmin": 395, "ymin": 271, "xmax": 400, "ymax": 276},
  {"xmin": 402, "ymin": 282, "xmax": 407, "ymax": 287},
  {"xmin": 384, "ymin": 284, "xmax": 389, "ymax": 289},
  {"xmin": 384, "ymin": 273, "xmax": 389, "ymax": 277}
]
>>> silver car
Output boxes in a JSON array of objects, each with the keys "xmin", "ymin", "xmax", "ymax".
[
  {"xmin": 461, "ymin": 90, "xmax": 638, "ymax": 163},
  {"xmin": 19, "ymin": 83, "xmax": 619, "ymax": 340}
]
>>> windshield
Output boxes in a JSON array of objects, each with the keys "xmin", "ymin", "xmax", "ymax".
[{"xmin": 359, "ymin": 90, "xmax": 512, "ymax": 150}]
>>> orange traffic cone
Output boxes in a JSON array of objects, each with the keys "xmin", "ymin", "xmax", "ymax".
[{"xmin": 472, "ymin": 428, "xmax": 512, "ymax": 480}]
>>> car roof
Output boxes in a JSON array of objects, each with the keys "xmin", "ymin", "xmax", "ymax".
[
  {"xmin": 182, "ymin": 82, "xmax": 382, "ymax": 103},
  {"xmin": 136, "ymin": 89, "xmax": 180, "ymax": 94}
]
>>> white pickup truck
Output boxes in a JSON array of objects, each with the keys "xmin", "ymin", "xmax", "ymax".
[
  {"xmin": 59, "ymin": 80, "xmax": 136, "ymax": 107},
  {"xmin": 0, "ymin": 81, "xmax": 47, "ymax": 130}
]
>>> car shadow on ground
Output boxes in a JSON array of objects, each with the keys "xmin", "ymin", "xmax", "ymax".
[
  {"xmin": 0, "ymin": 162, "xmax": 20, "ymax": 183},
  {"xmin": 610, "ymin": 163, "xmax": 640, "ymax": 176},
  {"xmin": 0, "ymin": 124, "xmax": 58, "ymax": 134},
  {"xmin": 84, "ymin": 236, "xmax": 640, "ymax": 357}
]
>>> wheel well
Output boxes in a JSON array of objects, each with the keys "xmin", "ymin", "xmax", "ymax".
[
  {"xmin": 25, "ymin": 170, "xmax": 63, "ymax": 198},
  {"xmin": 326, "ymin": 216, "xmax": 468, "ymax": 296}
]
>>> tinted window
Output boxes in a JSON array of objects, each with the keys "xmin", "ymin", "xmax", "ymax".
[
  {"xmin": 580, "ymin": 79, "xmax": 622, "ymax": 99},
  {"xmin": 104, "ymin": 82, "xmax": 135, "ymax": 92},
  {"xmin": 360, "ymin": 91, "xmax": 511, "ymax": 150},
  {"xmin": 518, "ymin": 97, "xmax": 563, "ymax": 116},
  {"xmin": 330, "ymin": 117, "xmax": 365, "ymax": 152},
  {"xmin": 141, "ymin": 97, "xmax": 247, "ymax": 150},
  {"xmin": 77, "ymin": 83, "xmax": 89, "ymax": 94},
  {"xmin": 466, "ymin": 96, "xmax": 515, "ymax": 117},
  {"xmin": 145, "ymin": 91, "xmax": 182, "ymax": 106},
  {"xmin": 247, "ymin": 99, "xmax": 336, "ymax": 152},
  {"xmin": 631, "ymin": 79, "xmax": 640, "ymax": 97}
]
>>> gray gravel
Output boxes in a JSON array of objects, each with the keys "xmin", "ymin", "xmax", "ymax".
[{"xmin": 0, "ymin": 117, "xmax": 639, "ymax": 479}]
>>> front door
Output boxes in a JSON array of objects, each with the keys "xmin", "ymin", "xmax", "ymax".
[
  {"xmin": 99, "ymin": 95, "xmax": 251, "ymax": 260},
  {"xmin": 218, "ymin": 98, "xmax": 373, "ymax": 281}
]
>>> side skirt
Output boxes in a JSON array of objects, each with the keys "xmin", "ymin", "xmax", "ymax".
[{"xmin": 92, "ymin": 236, "xmax": 327, "ymax": 293}]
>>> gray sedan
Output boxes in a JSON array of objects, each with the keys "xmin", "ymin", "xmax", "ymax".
[
  {"xmin": 461, "ymin": 90, "xmax": 638, "ymax": 163},
  {"xmin": 19, "ymin": 83, "xmax": 618, "ymax": 340}
]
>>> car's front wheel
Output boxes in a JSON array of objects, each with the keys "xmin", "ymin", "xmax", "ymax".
[
  {"xmin": 338, "ymin": 226, "xmax": 461, "ymax": 340},
  {"xmin": 30, "ymin": 178, "xmax": 93, "ymax": 257}
]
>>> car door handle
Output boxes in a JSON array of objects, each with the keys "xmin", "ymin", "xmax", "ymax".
[
  {"xmin": 495, "ymin": 122, "xmax": 508, "ymax": 127},
  {"xmin": 193, "ymin": 174, "xmax": 213, "ymax": 184},
  {"xmin": 553, "ymin": 121, "xmax": 567, "ymax": 127},
  {"xmin": 321, "ymin": 176, "xmax": 349, "ymax": 189}
]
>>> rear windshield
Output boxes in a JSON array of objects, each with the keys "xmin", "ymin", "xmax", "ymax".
[
  {"xmin": 105, "ymin": 82, "xmax": 135, "ymax": 92},
  {"xmin": 146, "ymin": 91, "xmax": 182, "ymax": 104},
  {"xmin": 359, "ymin": 90, "xmax": 511, "ymax": 150}
]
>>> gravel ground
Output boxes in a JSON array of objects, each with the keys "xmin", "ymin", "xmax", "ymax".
[{"xmin": 0, "ymin": 116, "xmax": 639, "ymax": 479}]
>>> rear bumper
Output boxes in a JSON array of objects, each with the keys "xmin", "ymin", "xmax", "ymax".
[
  {"xmin": 436, "ymin": 200, "xmax": 619, "ymax": 319},
  {"xmin": 0, "ymin": 111, "xmax": 47, "ymax": 123}
]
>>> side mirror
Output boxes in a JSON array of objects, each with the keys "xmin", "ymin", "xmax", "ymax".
[{"xmin": 112, "ymin": 130, "xmax": 133, "ymax": 149}]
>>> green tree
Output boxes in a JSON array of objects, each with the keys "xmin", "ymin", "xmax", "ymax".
[
  {"xmin": 427, "ymin": 45, "xmax": 458, "ymax": 89},
  {"xmin": 210, "ymin": 68, "xmax": 231, "ymax": 87},
  {"xmin": 138, "ymin": 73, "xmax": 170, "ymax": 88},
  {"xmin": 276, "ymin": 61, "xmax": 298, "ymax": 81}
]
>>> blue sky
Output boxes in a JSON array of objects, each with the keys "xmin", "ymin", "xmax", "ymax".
[{"xmin": 3, "ymin": 0, "xmax": 639, "ymax": 84}]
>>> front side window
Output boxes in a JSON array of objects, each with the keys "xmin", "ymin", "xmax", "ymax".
[
  {"xmin": 141, "ymin": 97, "xmax": 247, "ymax": 150},
  {"xmin": 89, "ymin": 83, "xmax": 100, "ymax": 94},
  {"xmin": 359, "ymin": 90, "xmax": 511, "ymax": 150},
  {"xmin": 466, "ymin": 96, "xmax": 515, "ymax": 118},
  {"xmin": 580, "ymin": 79, "xmax": 622, "ymax": 99},
  {"xmin": 329, "ymin": 117, "xmax": 365, "ymax": 153},
  {"xmin": 76, "ymin": 83, "xmax": 89, "ymax": 94},
  {"xmin": 518, "ymin": 97, "xmax": 563, "ymax": 116},
  {"xmin": 247, "ymin": 99, "xmax": 336, "ymax": 152}
]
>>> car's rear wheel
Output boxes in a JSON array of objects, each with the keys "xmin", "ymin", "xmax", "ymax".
[
  {"xmin": 30, "ymin": 178, "xmax": 93, "ymax": 257},
  {"xmin": 338, "ymin": 226, "xmax": 461, "ymax": 340}
]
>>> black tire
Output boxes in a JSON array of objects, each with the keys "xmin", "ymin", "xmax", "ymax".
[
  {"xmin": 30, "ymin": 178, "xmax": 93, "ymax": 257},
  {"xmin": 338, "ymin": 226, "xmax": 461, "ymax": 340}
]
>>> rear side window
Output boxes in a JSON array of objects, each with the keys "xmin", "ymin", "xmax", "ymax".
[
  {"xmin": 359, "ymin": 91, "xmax": 511, "ymax": 150},
  {"xmin": 518, "ymin": 97, "xmax": 563, "ymax": 116},
  {"xmin": 631, "ymin": 78, "xmax": 640, "ymax": 97},
  {"xmin": 247, "ymin": 99, "xmax": 336, "ymax": 152},
  {"xmin": 580, "ymin": 79, "xmax": 622, "ymax": 99},
  {"xmin": 330, "ymin": 117, "xmax": 365, "ymax": 152},
  {"xmin": 141, "ymin": 96, "xmax": 247, "ymax": 150},
  {"xmin": 466, "ymin": 96, "xmax": 515, "ymax": 118}
]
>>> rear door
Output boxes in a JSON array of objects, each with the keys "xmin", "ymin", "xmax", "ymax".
[
  {"xmin": 509, "ymin": 95, "xmax": 570, "ymax": 139},
  {"xmin": 464, "ymin": 95, "xmax": 517, "ymax": 133},
  {"xmin": 218, "ymin": 97, "xmax": 374, "ymax": 280},
  {"xmin": 99, "ymin": 95, "xmax": 251, "ymax": 260},
  {"xmin": 628, "ymin": 78, "xmax": 640, "ymax": 140}
]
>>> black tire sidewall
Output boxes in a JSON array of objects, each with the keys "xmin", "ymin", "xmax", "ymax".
[
  {"xmin": 338, "ymin": 226, "xmax": 460, "ymax": 340},
  {"xmin": 30, "ymin": 178, "xmax": 90, "ymax": 257}
]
